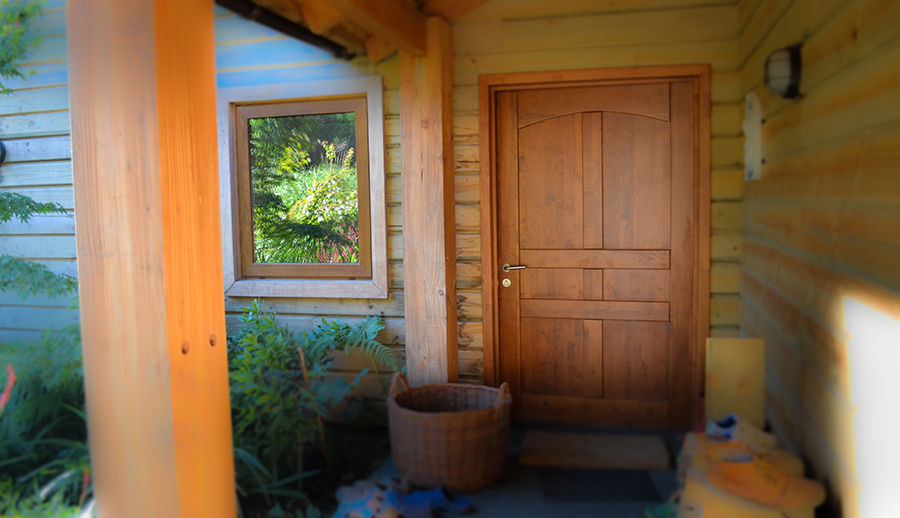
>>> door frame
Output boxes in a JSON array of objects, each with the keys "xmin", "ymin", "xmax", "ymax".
[{"xmin": 478, "ymin": 65, "xmax": 711, "ymax": 424}]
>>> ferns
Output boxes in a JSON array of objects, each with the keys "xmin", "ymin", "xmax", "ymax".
[{"xmin": 302, "ymin": 316, "xmax": 399, "ymax": 373}]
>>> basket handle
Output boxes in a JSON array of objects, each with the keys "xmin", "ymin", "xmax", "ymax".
[
  {"xmin": 390, "ymin": 372, "xmax": 409, "ymax": 397},
  {"xmin": 496, "ymin": 382, "xmax": 511, "ymax": 409}
]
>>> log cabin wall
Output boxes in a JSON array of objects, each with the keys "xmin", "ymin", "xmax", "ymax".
[
  {"xmin": 737, "ymin": 0, "xmax": 900, "ymax": 516},
  {"xmin": 0, "ymin": 1, "xmax": 77, "ymax": 344},
  {"xmin": 214, "ymin": 6, "xmax": 408, "ymax": 396},
  {"xmin": 453, "ymin": 0, "xmax": 745, "ymax": 384}
]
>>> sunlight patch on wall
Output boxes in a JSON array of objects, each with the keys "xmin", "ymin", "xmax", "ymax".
[{"xmin": 843, "ymin": 295, "xmax": 900, "ymax": 516}]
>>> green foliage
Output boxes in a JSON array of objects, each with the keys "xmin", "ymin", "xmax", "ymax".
[
  {"xmin": 248, "ymin": 112, "xmax": 362, "ymax": 264},
  {"xmin": 0, "ymin": 0, "xmax": 44, "ymax": 94},
  {"xmin": 227, "ymin": 300, "xmax": 396, "ymax": 514},
  {"xmin": 0, "ymin": 192, "xmax": 66, "ymax": 224},
  {"xmin": 0, "ymin": 193, "xmax": 77, "ymax": 298},
  {"xmin": 0, "ymin": 325, "xmax": 92, "ymax": 516},
  {"xmin": 0, "ymin": 256, "xmax": 78, "ymax": 297}
]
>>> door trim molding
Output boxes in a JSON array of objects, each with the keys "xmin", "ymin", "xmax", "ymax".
[{"xmin": 478, "ymin": 65, "xmax": 711, "ymax": 425}]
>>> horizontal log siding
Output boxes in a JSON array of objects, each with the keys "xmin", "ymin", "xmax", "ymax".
[
  {"xmin": 0, "ymin": 1, "xmax": 76, "ymax": 344},
  {"xmin": 738, "ymin": 0, "xmax": 900, "ymax": 515},
  {"xmin": 214, "ymin": 9, "xmax": 414, "ymax": 398},
  {"xmin": 453, "ymin": 0, "xmax": 744, "ymax": 380}
]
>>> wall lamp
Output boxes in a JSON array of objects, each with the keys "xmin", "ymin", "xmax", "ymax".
[{"xmin": 764, "ymin": 43, "xmax": 802, "ymax": 98}]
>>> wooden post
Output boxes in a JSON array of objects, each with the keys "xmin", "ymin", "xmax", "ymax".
[
  {"xmin": 399, "ymin": 17, "xmax": 458, "ymax": 386},
  {"xmin": 68, "ymin": 1, "xmax": 236, "ymax": 516}
]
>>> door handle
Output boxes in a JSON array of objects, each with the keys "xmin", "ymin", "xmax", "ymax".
[{"xmin": 501, "ymin": 263, "xmax": 526, "ymax": 272}]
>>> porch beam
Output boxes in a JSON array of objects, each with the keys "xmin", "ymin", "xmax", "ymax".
[
  {"xmin": 421, "ymin": 0, "xmax": 490, "ymax": 21},
  {"xmin": 313, "ymin": 0, "xmax": 427, "ymax": 56},
  {"xmin": 399, "ymin": 17, "xmax": 458, "ymax": 385},
  {"xmin": 68, "ymin": 1, "xmax": 236, "ymax": 516}
]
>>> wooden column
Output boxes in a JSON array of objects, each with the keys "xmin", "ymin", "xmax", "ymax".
[
  {"xmin": 68, "ymin": 1, "xmax": 236, "ymax": 516},
  {"xmin": 399, "ymin": 17, "xmax": 458, "ymax": 386}
]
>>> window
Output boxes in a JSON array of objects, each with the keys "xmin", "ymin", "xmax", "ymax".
[{"xmin": 217, "ymin": 77, "xmax": 387, "ymax": 298}]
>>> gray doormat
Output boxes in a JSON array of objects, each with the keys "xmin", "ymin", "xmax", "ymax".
[
  {"xmin": 539, "ymin": 468, "xmax": 662, "ymax": 503},
  {"xmin": 520, "ymin": 431, "xmax": 672, "ymax": 470}
]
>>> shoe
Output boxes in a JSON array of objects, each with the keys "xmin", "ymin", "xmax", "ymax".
[
  {"xmin": 679, "ymin": 433, "xmax": 804, "ymax": 481},
  {"xmin": 706, "ymin": 413, "xmax": 777, "ymax": 453},
  {"xmin": 707, "ymin": 451, "xmax": 826, "ymax": 509}
]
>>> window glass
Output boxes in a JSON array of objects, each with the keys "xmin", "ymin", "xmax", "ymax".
[{"xmin": 248, "ymin": 112, "xmax": 359, "ymax": 264}]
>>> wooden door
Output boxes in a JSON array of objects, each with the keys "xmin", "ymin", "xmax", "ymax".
[{"xmin": 495, "ymin": 80, "xmax": 698, "ymax": 428}]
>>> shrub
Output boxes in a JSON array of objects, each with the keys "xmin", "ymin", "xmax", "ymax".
[{"xmin": 227, "ymin": 299, "xmax": 398, "ymax": 515}]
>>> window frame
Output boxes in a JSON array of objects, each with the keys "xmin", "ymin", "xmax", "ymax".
[
  {"xmin": 217, "ymin": 76, "xmax": 388, "ymax": 298},
  {"xmin": 234, "ymin": 97, "xmax": 372, "ymax": 280}
]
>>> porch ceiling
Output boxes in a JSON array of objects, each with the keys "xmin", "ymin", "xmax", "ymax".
[{"xmin": 235, "ymin": 0, "xmax": 488, "ymax": 61}]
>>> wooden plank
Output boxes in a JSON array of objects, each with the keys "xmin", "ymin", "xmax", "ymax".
[
  {"xmin": 0, "ymin": 87, "xmax": 69, "ymax": 115},
  {"xmin": 520, "ymin": 249, "xmax": 669, "ymax": 269},
  {"xmin": 711, "ymin": 101, "xmax": 742, "ymax": 137},
  {"xmin": 711, "ymin": 262, "xmax": 741, "ymax": 293},
  {"xmin": 710, "ymin": 295, "xmax": 740, "ymax": 326},
  {"xmin": 0, "ymin": 306, "xmax": 79, "ymax": 330},
  {"xmin": 421, "ymin": 0, "xmax": 489, "ymax": 21},
  {"xmin": 518, "ymin": 114, "xmax": 582, "ymax": 249},
  {"xmin": 711, "ymin": 168, "xmax": 744, "ymax": 200},
  {"xmin": 519, "ymin": 394, "xmax": 668, "ymax": 428},
  {"xmin": 517, "ymin": 83, "xmax": 670, "ymax": 126},
  {"xmin": 738, "ymin": 0, "xmax": 791, "ymax": 60},
  {"xmin": 520, "ymin": 268, "xmax": 583, "ymax": 300},
  {"xmin": 68, "ymin": 1, "xmax": 235, "ymax": 516},
  {"xmin": 583, "ymin": 319, "xmax": 603, "ymax": 398},
  {"xmin": 224, "ymin": 291, "xmax": 406, "ymax": 317},
  {"xmin": 603, "ymin": 269, "xmax": 670, "ymax": 302},
  {"xmin": 316, "ymin": 0, "xmax": 426, "ymax": 55},
  {"xmin": 521, "ymin": 299, "xmax": 669, "ymax": 322},
  {"xmin": 705, "ymin": 338, "xmax": 765, "ymax": 428},
  {"xmin": 0, "ymin": 213, "xmax": 75, "ymax": 235},
  {"xmin": 739, "ymin": 0, "xmax": 845, "ymax": 89},
  {"xmin": 0, "ymin": 136, "xmax": 72, "ymax": 163},
  {"xmin": 0, "ymin": 111, "xmax": 70, "ymax": 138},
  {"xmin": 453, "ymin": 39, "xmax": 740, "ymax": 85},
  {"xmin": 711, "ymin": 201, "xmax": 742, "ymax": 231},
  {"xmin": 801, "ymin": 0, "xmax": 900, "ymax": 91},
  {"xmin": 762, "ymin": 41, "xmax": 900, "ymax": 161},
  {"xmin": 399, "ymin": 17, "xmax": 457, "ymax": 385},
  {"xmin": 459, "ymin": 0, "xmax": 737, "ymax": 23},
  {"xmin": 604, "ymin": 320, "xmax": 669, "ymax": 400},
  {"xmin": 521, "ymin": 317, "xmax": 584, "ymax": 396},
  {"xmin": 453, "ymin": 5, "xmax": 737, "ymax": 55},
  {"xmin": 300, "ymin": 0, "xmax": 343, "ymax": 33},
  {"xmin": 0, "ymin": 235, "xmax": 76, "ymax": 259},
  {"xmin": 711, "ymin": 233, "xmax": 741, "ymax": 260},
  {"xmin": 711, "ymin": 136, "xmax": 741, "ymax": 167},
  {"xmin": 603, "ymin": 112, "xmax": 670, "ymax": 249},
  {"xmin": 0, "ymin": 186, "xmax": 73, "ymax": 208}
]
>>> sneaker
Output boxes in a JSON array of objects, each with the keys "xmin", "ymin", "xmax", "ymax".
[
  {"xmin": 706, "ymin": 413, "xmax": 777, "ymax": 453},
  {"xmin": 707, "ymin": 451, "xmax": 826, "ymax": 509}
]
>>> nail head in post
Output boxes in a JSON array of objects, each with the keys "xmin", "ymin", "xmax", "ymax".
[
  {"xmin": 764, "ymin": 43, "xmax": 802, "ymax": 99},
  {"xmin": 181, "ymin": 340, "xmax": 190, "ymax": 355},
  {"xmin": 209, "ymin": 334, "xmax": 218, "ymax": 347}
]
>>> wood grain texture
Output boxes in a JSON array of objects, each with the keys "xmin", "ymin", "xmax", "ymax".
[
  {"xmin": 316, "ymin": 0, "xmax": 427, "ymax": 55},
  {"xmin": 398, "ymin": 17, "xmax": 458, "ymax": 385},
  {"xmin": 737, "ymin": 0, "xmax": 900, "ymax": 512},
  {"xmin": 602, "ymin": 112, "xmax": 671, "ymax": 249},
  {"xmin": 482, "ymin": 68, "xmax": 709, "ymax": 429},
  {"xmin": 68, "ymin": 0, "xmax": 235, "ymax": 516}
]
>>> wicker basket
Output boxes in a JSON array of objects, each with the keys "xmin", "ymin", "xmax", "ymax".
[{"xmin": 387, "ymin": 372, "xmax": 512, "ymax": 492}]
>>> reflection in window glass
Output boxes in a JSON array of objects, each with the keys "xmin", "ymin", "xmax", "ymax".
[{"xmin": 248, "ymin": 112, "xmax": 358, "ymax": 264}]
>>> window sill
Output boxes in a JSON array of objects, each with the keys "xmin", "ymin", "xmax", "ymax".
[{"xmin": 225, "ymin": 277, "xmax": 388, "ymax": 299}]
